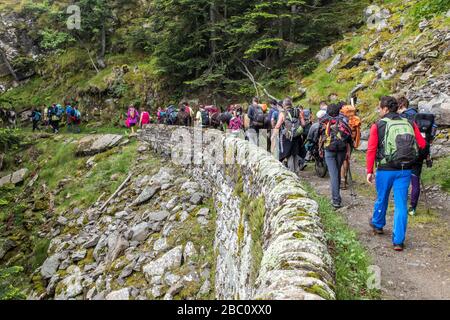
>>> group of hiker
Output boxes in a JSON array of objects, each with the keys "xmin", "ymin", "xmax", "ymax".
[
  {"xmin": 125, "ymin": 106, "xmax": 152, "ymax": 134},
  {"xmin": 137, "ymin": 94, "xmax": 437, "ymax": 252},
  {"xmin": 29, "ymin": 103, "xmax": 82, "ymax": 134}
]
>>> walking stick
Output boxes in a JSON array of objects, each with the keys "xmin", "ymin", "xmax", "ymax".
[
  {"xmin": 347, "ymin": 165, "xmax": 357, "ymax": 206},
  {"xmin": 420, "ymin": 180, "xmax": 431, "ymax": 215}
]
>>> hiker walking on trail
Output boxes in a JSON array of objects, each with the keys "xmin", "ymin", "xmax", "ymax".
[
  {"xmin": 275, "ymin": 98, "xmax": 305, "ymax": 173},
  {"xmin": 65, "ymin": 103, "xmax": 74, "ymax": 132},
  {"xmin": 269, "ymin": 100, "xmax": 283, "ymax": 159},
  {"xmin": 305, "ymin": 110, "xmax": 327, "ymax": 161},
  {"xmin": 319, "ymin": 104, "xmax": 352, "ymax": 209},
  {"xmin": 366, "ymin": 96, "xmax": 426, "ymax": 252},
  {"xmin": 30, "ymin": 107, "xmax": 41, "ymax": 132},
  {"xmin": 126, "ymin": 106, "xmax": 139, "ymax": 134},
  {"xmin": 398, "ymin": 97, "xmax": 438, "ymax": 216},
  {"xmin": 139, "ymin": 108, "xmax": 151, "ymax": 128},
  {"xmin": 42, "ymin": 105, "xmax": 49, "ymax": 128},
  {"xmin": 340, "ymin": 104, "xmax": 362, "ymax": 190},
  {"xmin": 298, "ymin": 108, "xmax": 312, "ymax": 171},
  {"xmin": 229, "ymin": 109, "xmax": 243, "ymax": 138},
  {"xmin": 49, "ymin": 104, "xmax": 63, "ymax": 134},
  {"xmin": 71, "ymin": 105, "xmax": 81, "ymax": 134},
  {"xmin": 247, "ymin": 97, "xmax": 265, "ymax": 146}
]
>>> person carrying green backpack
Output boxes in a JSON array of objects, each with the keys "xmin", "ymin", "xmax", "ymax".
[{"xmin": 366, "ymin": 96, "xmax": 426, "ymax": 252}]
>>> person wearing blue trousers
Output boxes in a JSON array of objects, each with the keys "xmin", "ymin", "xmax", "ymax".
[
  {"xmin": 372, "ymin": 170, "xmax": 412, "ymax": 246},
  {"xmin": 366, "ymin": 96, "xmax": 426, "ymax": 251}
]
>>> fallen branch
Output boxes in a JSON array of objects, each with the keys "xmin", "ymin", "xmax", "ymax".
[
  {"xmin": 238, "ymin": 60, "xmax": 280, "ymax": 102},
  {"xmin": 100, "ymin": 173, "xmax": 132, "ymax": 212}
]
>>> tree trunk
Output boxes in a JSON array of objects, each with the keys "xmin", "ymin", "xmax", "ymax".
[
  {"xmin": 0, "ymin": 47, "xmax": 19, "ymax": 81},
  {"xmin": 210, "ymin": 2, "xmax": 217, "ymax": 62},
  {"xmin": 97, "ymin": 23, "xmax": 107, "ymax": 69},
  {"xmin": 290, "ymin": 5, "xmax": 297, "ymax": 42}
]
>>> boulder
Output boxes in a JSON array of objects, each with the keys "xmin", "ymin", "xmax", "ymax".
[
  {"xmin": 0, "ymin": 168, "xmax": 28, "ymax": 187},
  {"xmin": 190, "ymin": 193, "xmax": 203, "ymax": 205},
  {"xmin": 106, "ymin": 288, "xmax": 130, "ymax": 300},
  {"xmin": 145, "ymin": 210, "xmax": 170, "ymax": 223},
  {"xmin": 106, "ymin": 233, "xmax": 129, "ymax": 263},
  {"xmin": 143, "ymin": 246, "xmax": 183, "ymax": 279},
  {"xmin": 326, "ymin": 54, "xmax": 341, "ymax": 73},
  {"xmin": 55, "ymin": 266, "xmax": 83, "ymax": 300},
  {"xmin": 72, "ymin": 249, "xmax": 87, "ymax": 262},
  {"xmin": 183, "ymin": 242, "xmax": 197, "ymax": 262},
  {"xmin": 10, "ymin": 169, "xmax": 29, "ymax": 184},
  {"xmin": 418, "ymin": 19, "xmax": 430, "ymax": 32},
  {"xmin": 76, "ymin": 134, "xmax": 123, "ymax": 157},
  {"xmin": 315, "ymin": 46, "xmax": 334, "ymax": 62},
  {"xmin": 133, "ymin": 184, "xmax": 161, "ymax": 206},
  {"xmin": 41, "ymin": 255, "xmax": 61, "ymax": 279},
  {"xmin": 154, "ymin": 238, "xmax": 169, "ymax": 252},
  {"xmin": 130, "ymin": 222, "xmax": 150, "ymax": 242},
  {"xmin": 418, "ymin": 94, "xmax": 450, "ymax": 126}
]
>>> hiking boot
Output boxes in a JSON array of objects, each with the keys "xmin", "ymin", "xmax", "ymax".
[
  {"xmin": 408, "ymin": 207, "xmax": 416, "ymax": 217},
  {"xmin": 332, "ymin": 203, "xmax": 342, "ymax": 209},
  {"xmin": 393, "ymin": 244, "xmax": 405, "ymax": 252},
  {"xmin": 369, "ymin": 218, "xmax": 384, "ymax": 235}
]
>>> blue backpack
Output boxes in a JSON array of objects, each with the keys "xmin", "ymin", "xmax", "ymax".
[
  {"xmin": 402, "ymin": 108, "xmax": 418, "ymax": 121},
  {"xmin": 56, "ymin": 105, "xmax": 64, "ymax": 117},
  {"xmin": 33, "ymin": 112, "xmax": 42, "ymax": 121}
]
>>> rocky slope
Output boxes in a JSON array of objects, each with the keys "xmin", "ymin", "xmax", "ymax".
[
  {"xmin": 296, "ymin": 1, "xmax": 450, "ymax": 126},
  {"xmin": 32, "ymin": 156, "xmax": 216, "ymax": 300}
]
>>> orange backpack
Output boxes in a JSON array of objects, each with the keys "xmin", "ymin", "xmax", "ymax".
[{"xmin": 341, "ymin": 105, "xmax": 362, "ymax": 148}]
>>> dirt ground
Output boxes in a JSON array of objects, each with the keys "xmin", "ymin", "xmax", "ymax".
[{"xmin": 299, "ymin": 156, "xmax": 450, "ymax": 300}]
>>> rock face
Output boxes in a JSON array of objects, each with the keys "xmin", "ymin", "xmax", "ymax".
[
  {"xmin": 76, "ymin": 134, "xmax": 123, "ymax": 156},
  {"xmin": 0, "ymin": 168, "xmax": 28, "ymax": 187},
  {"xmin": 407, "ymin": 75, "xmax": 450, "ymax": 127},
  {"xmin": 140, "ymin": 125, "xmax": 336, "ymax": 300}
]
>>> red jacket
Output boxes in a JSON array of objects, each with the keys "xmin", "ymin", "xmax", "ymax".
[{"xmin": 367, "ymin": 113, "xmax": 426, "ymax": 174}]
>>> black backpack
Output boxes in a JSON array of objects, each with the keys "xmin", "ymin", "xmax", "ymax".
[
  {"xmin": 252, "ymin": 105, "xmax": 266, "ymax": 128},
  {"xmin": 414, "ymin": 113, "xmax": 435, "ymax": 143},
  {"xmin": 201, "ymin": 110, "xmax": 209, "ymax": 126},
  {"xmin": 283, "ymin": 108, "xmax": 303, "ymax": 141}
]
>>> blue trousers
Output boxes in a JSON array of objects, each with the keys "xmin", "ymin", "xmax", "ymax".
[{"xmin": 372, "ymin": 170, "xmax": 412, "ymax": 246}]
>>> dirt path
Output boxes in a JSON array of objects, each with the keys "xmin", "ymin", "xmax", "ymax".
[{"xmin": 299, "ymin": 156, "xmax": 450, "ymax": 300}]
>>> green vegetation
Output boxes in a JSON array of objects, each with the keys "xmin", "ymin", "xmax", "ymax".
[
  {"xmin": 239, "ymin": 194, "xmax": 265, "ymax": 286},
  {"xmin": 304, "ymin": 183, "xmax": 380, "ymax": 300},
  {"xmin": 422, "ymin": 157, "xmax": 450, "ymax": 193},
  {"xmin": 0, "ymin": 129, "xmax": 21, "ymax": 153},
  {"xmin": 0, "ymin": 266, "xmax": 26, "ymax": 300}
]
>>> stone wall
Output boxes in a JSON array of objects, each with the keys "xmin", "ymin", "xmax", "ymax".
[{"xmin": 139, "ymin": 125, "xmax": 335, "ymax": 300}]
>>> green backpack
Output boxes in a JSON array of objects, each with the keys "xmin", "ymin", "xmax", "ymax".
[{"xmin": 379, "ymin": 118, "xmax": 418, "ymax": 167}]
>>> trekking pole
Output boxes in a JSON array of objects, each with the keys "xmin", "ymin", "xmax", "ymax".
[
  {"xmin": 420, "ymin": 180, "xmax": 431, "ymax": 215},
  {"xmin": 347, "ymin": 165, "xmax": 357, "ymax": 206}
]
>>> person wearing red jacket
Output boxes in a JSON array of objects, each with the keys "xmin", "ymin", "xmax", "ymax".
[{"xmin": 366, "ymin": 96, "xmax": 426, "ymax": 252}]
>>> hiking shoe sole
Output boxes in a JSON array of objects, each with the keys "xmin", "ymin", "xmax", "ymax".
[{"xmin": 393, "ymin": 244, "xmax": 405, "ymax": 252}]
